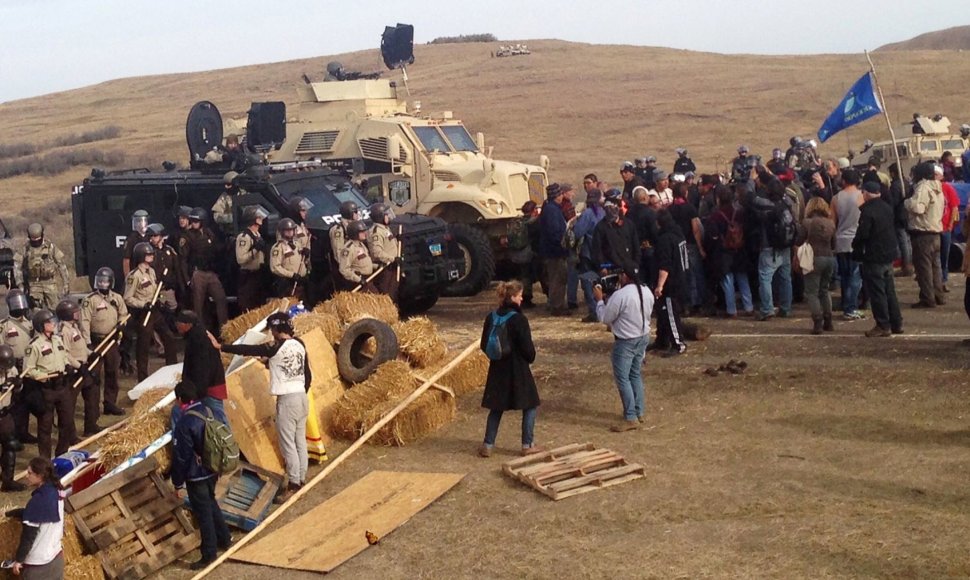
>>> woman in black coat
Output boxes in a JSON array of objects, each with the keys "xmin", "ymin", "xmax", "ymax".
[{"xmin": 478, "ymin": 280, "xmax": 541, "ymax": 458}]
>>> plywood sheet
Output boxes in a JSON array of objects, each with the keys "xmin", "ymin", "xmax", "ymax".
[
  {"xmin": 225, "ymin": 359, "xmax": 285, "ymax": 475},
  {"xmin": 301, "ymin": 328, "xmax": 345, "ymax": 441},
  {"xmin": 232, "ymin": 470, "xmax": 464, "ymax": 573}
]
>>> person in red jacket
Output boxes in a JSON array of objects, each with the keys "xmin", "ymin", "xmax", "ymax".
[{"xmin": 938, "ymin": 165, "xmax": 960, "ymax": 292}]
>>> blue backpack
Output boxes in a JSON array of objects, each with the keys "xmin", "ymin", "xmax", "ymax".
[{"xmin": 483, "ymin": 311, "xmax": 517, "ymax": 361}]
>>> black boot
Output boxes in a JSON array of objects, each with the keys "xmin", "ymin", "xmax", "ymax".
[
  {"xmin": 811, "ymin": 316, "xmax": 823, "ymax": 335},
  {"xmin": 1, "ymin": 450, "xmax": 24, "ymax": 492},
  {"xmin": 822, "ymin": 314, "xmax": 834, "ymax": 332}
]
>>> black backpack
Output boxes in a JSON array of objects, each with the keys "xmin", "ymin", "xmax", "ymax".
[{"xmin": 767, "ymin": 200, "xmax": 797, "ymax": 249}]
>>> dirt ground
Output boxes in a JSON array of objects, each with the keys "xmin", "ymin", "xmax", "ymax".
[{"xmin": 89, "ymin": 273, "xmax": 962, "ymax": 580}]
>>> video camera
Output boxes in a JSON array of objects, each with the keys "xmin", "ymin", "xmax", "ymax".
[{"xmin": 596, "ymin": 264, "xmax": 624, "ymax": 298}]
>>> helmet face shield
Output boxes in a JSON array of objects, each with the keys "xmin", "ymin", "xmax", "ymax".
[
  {"xmin": 132, "ymin": 215, "xmax": 149, "ymax": 234},
  {"xmin": 297, "ymin": 198, "xmax": 313, "ymax": 212},
  {"xmin": 5, "ymin": 291, "xmax": 28, "ymax": 312},
  {"xmin": 95, "ymin": 269, "xmax": 114, "ymax": 291}
]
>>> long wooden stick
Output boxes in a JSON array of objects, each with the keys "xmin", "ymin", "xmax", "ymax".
[
  {"xmin": 395, "ymin": 225, "xmax": 403, "ymax": 283},
  {"xmin": 191, "ymin": 338, "xmax": 480, "ymax": 579},
  {"xmin": 91, "ymin": 314, "xmax": 130, "ymax": 356},
  {"xmin": 142, "ymin": 268, "xmax": 168, "ymax": 327},
  {"xmin": 351, "ymin": 264, "xmax": 386, "ymax": 293},
  {"xmin": 864, "ymin": 50, "xmax": 906, "ymax": 198}
]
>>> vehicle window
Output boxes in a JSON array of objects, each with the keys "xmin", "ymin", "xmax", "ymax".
[
  {"xmin": 412, "ymin": 126, "xmax": 452, "ymax": 153},
  {"xmin": 441, "ymin": 125, "xmax": 479, "ymax": 152},
  {"xmin": 102, "ymin": 193, "xmax": 154, "ymax": 212},
  {"xmin": 920, "ymin": 140, "xmax": 939, "ymax": 152},
  {"xmin": 942, "ymin": 139, "xmax": 964, "ymax": 151},
  {"xmin": 299, "ymin": 185, "xmax": 369, "ymax": 220}
]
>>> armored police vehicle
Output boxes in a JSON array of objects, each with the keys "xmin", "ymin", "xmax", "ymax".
[{"xmin": 71, "ymin": 162, "xmax": 464, "ymax": 315}]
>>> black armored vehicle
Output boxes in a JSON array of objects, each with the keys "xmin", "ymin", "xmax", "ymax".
[{"xmin": 71, "ymin": 162, "xmax": 464, "ymax": 315}]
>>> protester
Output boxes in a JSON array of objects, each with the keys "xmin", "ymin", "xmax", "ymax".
[
  {"xmin": 591, "ymin": 201, "xmax": 640, "ymax": 280},
  {"xmin": 508, "ymin": 201, "xmax": 540, "ymax": 309},
  {"xmin": 886, "ymin": 163, "xmax": 913, "ymax": 278},
  {"xmin": 559, "ymin": 183, "xmax": 580, "ymax": 310},
  {"xmin": 799, "ymin": 197, "xmax": 837, "ymax": 334},
  {"xmin": 593, "ymin": 265, "xmax": 654, "ymax": 432},
  {"xmin": 619, "ymin": 163, "xmax": 645, "ymax": 201},
  {"xmin": 668, "ymin": 182, "xmax": 706, "ymax": 314},
  {"xmin": 653, "ymin": 210, "xmax": 688, "ymax": 356},
  {"xmin": 626, "ymin": 187, "xmax": 659, "ymax": 288},
  {"xmin": 8, "ymin": 457, "xmax": 64, "ymax": 578},
  {"xmin": 832, "ymin": 169, "xmax": 865, "ymax": 320},
  {"xmin": 852, "ymin": 182, "xmax": 903, "ymax": 337},
  {"xmin": 175, "ymin": 311, "xmax": 228, "ymax": 424},
  {"xmin": 171, "ymin": 381, "xmax": 232, "ymax": 570},
  {"xmin": 573, "ymin": 189, "xmax": 606, "ymax": 322},
  {"xmin": 707, "ymin": 185, "xmax": 753, "ymax": 317},
  {"xmin": 939, "ymin": 166, "xmax": 960, "ymax": 292},
  {"xmin": 478, "ymin": 281, "xmax": 540, "ymax": 458},
  {"xmin": 747, "ymin": 178, "xmax": 795, "ymax": 321},
  {"xmin": 539, "ymin": 183, "xmax": 570, "ymax": 316},
  {"xmin": 905, "ymin": 162, "xmax": 946, "ymax": 308}
]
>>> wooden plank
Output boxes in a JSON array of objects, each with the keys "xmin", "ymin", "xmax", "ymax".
[
  {"xmin": 224, "ymin": 359, "xmax": 286, "ymax": 475},
  {"xmin": 551, "ymin": 471, "xmax": 647, "ymax": 500},
  {"xmin": 91, "ymin": 496, "xmax": 181, "ymax": 550},
  {"xmin": 231, "ymin": 470, "xmax": 464, "ymax": 574},
  {"xmin": 514, "ymin": 449, "xmax": 619, "ymax": 478},
  {"xmin": 67, "ymin": 456, "xmax": 159, "ymax": 512},
  {"xmin": 502, "ymin": 442, "xmax": 593, "ymax": 472},
  {"xmin": 547, "ymin": 464, "xmax": 646, "ymax": 493},
  {"xmin": 502, "ymin": 444, "xmax": 645, "ymax": 501},
  {"xmin": 122, "ymin": 533, "xmax": 201, "ymax": 580}
]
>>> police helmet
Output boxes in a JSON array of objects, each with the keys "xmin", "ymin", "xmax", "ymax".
[
  {"xmin": 5, "ymin": 289, "xmax": 28, "ymax": 312},
  {"xmin": 55, "ymin": 299, "xmax": 79, "ymax": 323},
  {"xmin": 345, "ymin": 220, "xmax": 368, "ymax": 239},
  {"xmin": 241, "ymin": 206, "xmax": 269, "ymax": 227},
  {"xmin": 31, "ymin": 309, "xmax": 55, "ymax": 333},
  {"xmin": 737, "ymin": 145, "xmax": 749, "ymax": 155},
  {"xmin": 176, "ymin": 206, "xmax": 193, "ymax": 219},
  {"xmin": 94, "ymin": 267, "xmax": 115, "ymax": 292},
  {"xmin": 790, "ymin": 136, "xmax": 801, "ymax": 147},
  {"xmin": 339, "ymin": 201, "xmax": 359, "ymax": 220},
  {"xmin": 266, "ymin": 312, "xmax": 294, "ymax": 335},
  {"xmin": 131, "ymin": 210, "xmax": 149, "ymax": 234},
  {"xmin": 147, "ymin": 223, "xmax": 166, "ymax": 237},
  {"xmin": 0, "ymin": 345, "xmax": 14, "ymax": 370},
  {"xmin": 26, "ymin": 223, "xmax": 43, "ymax": 240},
  {"xmin": 277, "ymin": 218, "xmax": 297, "ymax": 236},
  {"xmin": 223, "ymin": 171, "xmax": 239, "ymax": 186},
  {"xmin": 369, "ymin": 202, "xmax": 394, "ymax": 224},
  {"xmin": 188, "ymin": 207, "xmax": 207, "ymax": 223},
  {"xmin": 288, "ymin": 196, "xmax": 314, "ymax": 214},
  {"xmin": 132, "ymin": 242, "xmax": 155, "ymax": 265},
  {"xmin": 961, "ymin": 124, "xmax": 970, "ymax": 137},
  {"xmin": 675, "ymin": 148, "xmax": 687, "ymax": 157}
]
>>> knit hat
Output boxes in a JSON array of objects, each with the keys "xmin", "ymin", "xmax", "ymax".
[
  {"xmin": 546, "ymin": 183, "xmax": 563, "ymax": 199},
  {"xmin": 604, "ymin": 202, "xmax": 621, "ymax": 223},
  {"xmin": 652, "ymin": 168, "xmax": 667, "ymax": 181}
]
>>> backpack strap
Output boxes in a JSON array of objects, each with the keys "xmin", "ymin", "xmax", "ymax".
[{"xmin": 186, "ymin": 407, "xmax": 213, "ymax": 422}]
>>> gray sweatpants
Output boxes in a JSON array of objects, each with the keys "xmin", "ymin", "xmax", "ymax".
[{"xmin": 276, "ymin": 392, "xmax": 309, "ymax": 485}]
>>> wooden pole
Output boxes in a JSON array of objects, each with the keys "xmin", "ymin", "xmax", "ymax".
[
  {"xmin": 395, "ymin": 225, "xmax": 403, "ymax": 283},
  {"xmin": 191, "ymin": 338, "xmax": 480, "ymax": 579},
  {"xmin": 865, "ymin": 50, "xmax": 906, "ymax": 198},
  {"xmin": 142, "ymin": 268, "xmax": 168, "ymax": 327},
  {"xmin": 350, "ymin": 264, "xmax": 386, "ymax": 293}
]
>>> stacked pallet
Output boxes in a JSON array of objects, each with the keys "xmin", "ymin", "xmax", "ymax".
[{"xmin": 502, "ymin": 443, "xmax": 646, "ymax": 500}]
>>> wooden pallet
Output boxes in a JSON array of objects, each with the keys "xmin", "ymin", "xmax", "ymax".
[
  {"xmin": 66, "ymin": 456, "xmax": 200, "ymax": 580},
  {"xmin": 502, "ymin": 442, "xmax": 645, "ymax": 500},
  {"xmin": 215, "ymin": 462, "xmax": 284, "ymax": 531}
]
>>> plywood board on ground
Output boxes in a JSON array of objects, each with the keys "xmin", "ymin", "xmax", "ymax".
[
  {"xmin": 231, "ymin": 470, "xmax": 464, "ymax": 573},
  {"xmin": 225, "ymin": 359, "xmax": 285, "ymax": 475},
  {"xmin": 301, "ymin": 327, "xmax": 345, "ymax": 441}
]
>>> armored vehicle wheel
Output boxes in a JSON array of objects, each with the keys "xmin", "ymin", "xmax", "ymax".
[
  {"xmin": 440, "ymin": 223, "xmax": 494, "ymax": 297},
  {"xmin": 398, "ymin": 293, "xmax": 439, "ymax": 316},
  {"xmin": 337, "ymin": 318, "xmax": 400, "ymax": 383}
]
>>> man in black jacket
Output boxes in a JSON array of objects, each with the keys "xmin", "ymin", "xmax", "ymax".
[
  {"xmin": 175, "ymin": 311, "xmax": 228, "ymax": 424},
  {"xmin": 653, "ymin": 210, "xmax": 688, "ymax": 356},
  {"xmin": 852, "ymin": 181, "xmax": 903, "ymax": 337},
  {"xmin": 626, "ymin": 188, "xmax": 659, "ymax": 287},
  {"xmin": 591, "ymin": 202, "xmax": 640, "ymax": 276},
  {"xmin": 886, "ymin": 162, "xmax": 913, "ymax": 277}
]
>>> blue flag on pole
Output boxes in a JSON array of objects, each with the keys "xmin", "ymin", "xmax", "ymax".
[{"xmin": 817, "ymin": 72, "xmax": 883, "ymax": 143}]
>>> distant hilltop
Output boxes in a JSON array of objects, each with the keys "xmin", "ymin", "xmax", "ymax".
[{"xmin": 878, "ymin": 25, "xmax": 970, "ymax": 51}]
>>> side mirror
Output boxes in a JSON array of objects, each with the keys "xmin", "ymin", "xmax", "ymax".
[
  {"xmin": 539, "ymin": 155, "xmax": 550, "ymax": 171},
  {"xmin": 476, "ymin": 132, "xmax": 485, "ymax": 151}
]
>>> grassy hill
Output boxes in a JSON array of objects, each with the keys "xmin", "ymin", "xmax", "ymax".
[
  {"xmin": 878, "ymin": 25, "xmax": 970, "ymax": 51},
  {"xmin": 1, "ymin": 39, "xmax": 969, "ymax": 271}
]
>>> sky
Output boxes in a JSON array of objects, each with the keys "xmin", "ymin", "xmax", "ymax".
[{"xmin": 0, "ymin": 0, "xmax": 964, "ymax": 103}]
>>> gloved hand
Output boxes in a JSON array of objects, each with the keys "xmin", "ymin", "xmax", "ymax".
[{"xmin": 300, "ymin": 247, "xmax": 311, "ymax": 258}]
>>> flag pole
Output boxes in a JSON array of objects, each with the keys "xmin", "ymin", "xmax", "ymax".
[{"xmin": 865, "ymin": 50, "xmax": 906, "ymax": 197}]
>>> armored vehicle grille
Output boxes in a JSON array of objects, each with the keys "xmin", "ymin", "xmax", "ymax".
[
  {"xmin": 432, "ymin": 170, "xmax": 461, "ymax": 182},
  {"xmin": 359, "ymin": 137, "xmax": 389, "ymax": 160},
  {"xmin": 295, "ymin": 131, "xmax": 340, "ymax": 153}
]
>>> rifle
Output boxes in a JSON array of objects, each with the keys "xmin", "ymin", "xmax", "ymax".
[{"xmin": 141, "ymin": 268, "xmax": 168, "ymax": 327}]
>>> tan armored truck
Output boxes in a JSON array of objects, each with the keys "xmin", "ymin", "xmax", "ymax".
[{"xmin": 852, "ymin": 114, "xmax": 968, "ymax": 175}]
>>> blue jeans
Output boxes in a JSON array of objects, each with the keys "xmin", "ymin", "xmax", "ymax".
[
  {"xmin": 836, "ymin": 252, "xmax": 862, "ymax": 314},
  {"xmin": 687, "ymin": 245, "xmax": 706, "ymax": 308},
  {"xmin": 566, "ymin": 259, "xmax": 579, "ymax": 306},
  {"xmin": 186, "ymin": 477, "xmax": 231, "ymax": 560},
  {"xmin": 721, "ymin": 271, "xmax": 753, "ymax": 315},
  {"xmin": 483, "ymin": 407, "xmax": 537, "ymax": 448},
  {"xmin": 610, "ymin": 335, "xmax": 649, "ymax": 421},
  {"xmin": 758, "ymin": 248, "xmax": 792, "ymax": 316},
  {"xmin": 940, "ymin": 231, "xmax": 952, "ymax": 282},
  {"xmin": 579, "ymin": 271, "xmax": 599, "ymax": 315}
]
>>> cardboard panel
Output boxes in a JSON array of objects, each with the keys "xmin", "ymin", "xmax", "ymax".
[
  {"xmin": 232, "ymin": 470, "xmax": 464, "ymax": 573},
  {"xmin": 225, "ymin": 360, "xmax": 285, "ymax": 475}
]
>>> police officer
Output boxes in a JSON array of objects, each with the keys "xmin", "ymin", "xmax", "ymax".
[
  {"xmin": 21, "ymin": 223, "xmax": 70, "ymax": 310},
  {"xmin": 367, "ymin": 203, "xmax": 401, "ymax": 302},
  {"xmin": 0, "ymin": 346, "xmax": 25, "ymax": 492},
  {"xmin": 236, "ymin": 206, "xmax": 269, "ymax": 311},
  {"xmin": 336, "ymin": 221, "xmax": 377, "ymax": 292},
  {"xmin": 172, "ymin": 206, "xmax": 193, "ymax": 257},
  {"xmin": 212, "ymin": 171, "xmax": 243, "ymax": 234},
  {"xmin": 80, "ymin": 267, "xmax": 128, "ymax": 418},
  {"xmin": 147, "ymin": 223, "xmax": 186, "ymax": 317},
  {"xmin": 122, "ymin": 209, "xmax": 151, "ymax": 276},
  {"xmin": 1, "ymin": 289, "xmax": 36, "ymax": 445},
  {"xmin": 286, "ymin": 196, "xmax": 313, "ymax": 254},
  {"xmin": 270, "ymin": 218, "xmax": 310, "ymax": 299},
  {"xmin": 124, "ymin": 243, "xmax": 177, "ymax": 382},
  {"xmin": 329, "ymin": 201, "xmax": 359, "ymax": 262},
  {"xmin": 24, "ymin": 309, "xmax": 81, "ymax": 459},
  {"xmin": 182, "ymin": 208, "xmax": 228, "ymax": 331},
  {"xmin": 56, "ymin": 299, "xmax": 98, "ymax": 437}
]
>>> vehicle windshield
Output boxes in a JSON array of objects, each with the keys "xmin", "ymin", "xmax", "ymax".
[
  {"xmin": 920, "ymin": 140, "xmax": 940, "ymax": 152},
  {"xmin": 413, "ymin": 126, "xmax": 452, "ymax": 153},
  {"xmin": 278, "ymin": 178, "xmax": 369, "ymax": 222},
  {"xmin": 441, "ymin": 125, "xmax": 478, "ymax": 152},
  {"xmin": 942, "ymin": 139, "xmax": 964, "ymax": 151}
]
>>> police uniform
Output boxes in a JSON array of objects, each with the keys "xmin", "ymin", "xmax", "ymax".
[
  {"xmin": 80, "ymin": 290, "xmax": 127, "ymax": 415},
  {"xmin": 367, "ymin": 223, "xmax": 400, "ymax": 302},
  {"xmin": 0, "ymin": 366, "xmax": 23, "ymax": 490},
  {"xmin": 328, "ymin": 219, "xmax": 351, "ymax": 262},
  {"xmin": 21, "ymin": 240, "xmax": 69, "ymax": 310},
  {"xmin": 58, "ymin": 319, "xmax": 99, "ymax": 436},
  {"xmin": 336, "ymin": 239, "xmax": 377, "ymax": 292},
  {"xmin": 182, "ymin": 228, "xmax": 228, "ymax": 330},
  {"xmin": 121, "ymin": 231, "xmax": 148, "ymax": 276},
  {"xmin": 24, "ymin": 333, "xmax": 80, "ymax": 458},
  {"xmin": 293, "ymin": 221, "xmax": 311, "ymax": 254},
  {"xmin": 236, "ymin": 229, "xmax": 268, "ymax": 311},
  {"xmin": 270, "ymin": 239, "xmax": 310, "ymax": 299},
  {"xmin": 0, "ymin": 316, "xmax": 33, "ymax": 444},
  {"xmin": 124, "ymin": 266, "xmax": 177, "ymax": 382},
  {"xmin": 152, "ymin": 243, "xmax": 186, "ymax": 313}
]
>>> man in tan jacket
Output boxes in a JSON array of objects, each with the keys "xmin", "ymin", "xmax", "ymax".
[{"xmin": 904, "ymin": 162, "xmax": 946, "ymax": 308}]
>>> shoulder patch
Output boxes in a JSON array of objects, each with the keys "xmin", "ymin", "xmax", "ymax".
[
  {"xmin": 340, "ymin": 249, "xmax": 350, "ymax": 258},
  {"xmin": 24, "ymin": 347, "xmax": 31, "ymax": 356}
]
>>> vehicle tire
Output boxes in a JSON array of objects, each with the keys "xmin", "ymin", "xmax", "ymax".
[
  {"xmin": 398, "ymin": 293, "xmax": 439, "ymax": 317},
  {"xmin": 440, "ymin": 223, "xmax": 495, "ymax": 297},
  {"xmin": 949, "ymin": 242, "xmax": 965, "ymax": 273},
  {"xmin": 336, "ymin": 318, "xmax": 400, "ymax": 383}
]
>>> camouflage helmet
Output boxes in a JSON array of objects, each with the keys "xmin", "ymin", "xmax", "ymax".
[
  {"xmin": 55, "ymin": 299, "xmax": 79, "ymax": 322},
  {"xmin": 369, "ymin": 202, "xmax": 394, "ymax": 224},
  {"xmin": 0, "ymin": 345, "xmax": 14, "ymax": 370},
  {"xmin": 31, "ymin": 309, "xmax": 55, "ymax": 333},
  {"xmin": 26, "ymin": 223, "xmax": 43, "ymax": 240},
  {"xmin": 241, "ymin": 206, "xmax": 268, "ymax": 227},
  {"xmin": 339, "ymin": 201, "xmax": 359, "ymax": 220},
  {"xmin": 132, "ymin": 242, "xmax": 155, "ymax": 265},
  {"xmin": 345, "ymin": 220, "xmax": 368, "ymax": 239},
  {"xmin": 223, "ymin": 171, "xmax": 240, "ymax": 186},
  {"xmin": 5, "ymin": 289, "xmax": 28, "ymax": 312},
  {"xmin": 94, "ymin": 267, "xmax": 115, "ymax": 291}
]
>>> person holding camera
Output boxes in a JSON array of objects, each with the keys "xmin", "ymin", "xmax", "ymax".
[{"xmin": 593, "ymin": 265, "xmax": 654, "ymax": 432}]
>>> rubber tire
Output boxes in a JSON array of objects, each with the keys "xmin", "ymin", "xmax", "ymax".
[
  {"xmin": 398, "ymin": 293, "xmax": 439, "ymax": 317},
  {"xmin": 336, "ymin": 318, "xmax": 400, "ymax": 383},
  {"xmin": 440, "ymin": 223, "xmax": 495, "ymax": 297}
]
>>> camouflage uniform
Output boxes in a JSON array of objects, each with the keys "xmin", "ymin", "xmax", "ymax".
[
  {"xmin": 270, "ymin": 239, "xmax": 310, "ymax": 299},
  {"xmin": 124, "ymin": 265, "xmax": 177, "ymax": 382},
  {"xmin": 80, "ymin": 290, "xmax": 127, "ymax": 413},
  {"xmin": 21, "ymin": 239, "xmax": 69, "ymax": 310},
  {"xmin": 367, "ymin": 223, "xmax": 400, "ymax": 302},
  {"xmin": 24, "ymin": 333, "xmax": 80, "ymax": 458}
]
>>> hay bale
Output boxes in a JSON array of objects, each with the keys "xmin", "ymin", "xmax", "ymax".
[
  {"xmin": 131, "ymin": 386, "xmax": 173, "ymax": 415},
  {"xmin": 96, "ymin": 405, "xmax": 171, "ymax": 474},
  {"xmin": 437, "ymin": 350, "xmax": 489, "ymax": 396},
  {"xmin": 221, "ymin": 298, "xmax": 292, "ymax": 344},
  {"xmin": 315, "ymin": 292, "xmax": 398, "ymax": 327},
  {"xmin": 294, "ymin": 311, "xmax": 343, "ymax": 346},
  {"xmin": 0, "ymin": 508, "xmax": 103, "ymax": 579},
  {"xmin": 393, "ymin": 317, "xmax": 447, "ymax": 369},
  {"xmin": 329, "ymin": 360, "xmax": 456, "ymax": 446}
]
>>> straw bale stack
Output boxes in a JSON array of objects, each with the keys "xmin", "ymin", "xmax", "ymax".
[
  {"xmin": 0, "ymin": 508, "xmax": 103, "ymax": 579},
  {"xmin": 314, "ymin": 292, "xmax": 398, "ymax": 327},
  {"xmin": 435, "ymin": 350, "xmax": 489, "ymax": 396},
  {"xmin": 220, "ymin": 298, "xmax": 293, "ymax": 344},
  {"xmin": 293, "ymin": 311, "xmax": 343, "ymax": 346},
  {"xmin": 392, "ymin": 317, "xmax": 447, "ymax": 369},
  {"xmin": 96, "ymin": 396, "xmax": 172, "ymax": 474}
]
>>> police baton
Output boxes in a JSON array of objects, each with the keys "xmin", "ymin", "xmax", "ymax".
[
  {"xmin": 395, "ymin": 225, "xmax": 404, "ymax": 283},
  {"xmin": 142, "ymin": 268, "xmax": 168, "ymax": 327},
  {"xmin": 351, "ymin": 265, "xmax": 386, "ymax": 293}
]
